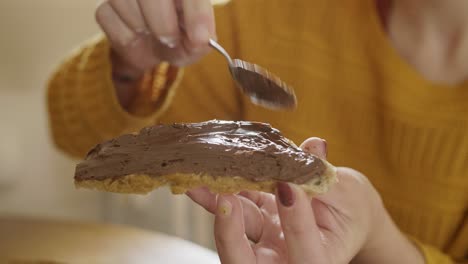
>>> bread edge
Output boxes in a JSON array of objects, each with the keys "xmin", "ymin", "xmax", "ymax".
[{"xmin": 74, "ymin": 160, "xmax": 337, "ymax": 196}]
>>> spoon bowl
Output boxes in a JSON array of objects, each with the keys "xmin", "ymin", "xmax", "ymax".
[{"xmin": 209, "ymin": 39, "xmax": 297, "ymax": 110}]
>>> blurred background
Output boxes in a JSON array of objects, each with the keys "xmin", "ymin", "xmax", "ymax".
[{"xmin": 0, "ymin": 0, "xmax": 214, "ymax": 250}]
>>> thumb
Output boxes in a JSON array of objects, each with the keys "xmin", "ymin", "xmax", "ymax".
[
  {"xmin": 300, "ymin": 137, "xmax": 341, "ymax": 204},
  {"xmin": 300, "ymin": 137, "xmax": 327, "ymax": 159},
  {"xmin": 300, "ymin": 137, "xmax": 339, "ymax": 228}
]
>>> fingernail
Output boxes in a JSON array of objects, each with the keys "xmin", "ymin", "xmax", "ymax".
[
  {"xmin": 159, "ymin": 36, "xmax": 178, "ymax": 48},
  {"xmin": 277, "ymin": 182, "xmax": 295, "ymax": 207},
  {"xmin": 322, "ymin": 139, "xmax": 328, "ymax": 158},
  {"xmin": 217, "ymin": 196, "xmax": 232, "ymax": 217},
  {"xmin": 191, "ymin": 25, "xmax": 210, "ymax": 45}
]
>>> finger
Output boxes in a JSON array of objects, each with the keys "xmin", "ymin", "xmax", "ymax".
[
  {"xmin": 238, "ymin": 190, "xmax": 277, "ymax": 215},
  {"xmin": 276, "ymin": 182, "xmax": 327, "ymax": 263},
  {"xmin": 181, "ymin": 0, "xmax": 215, "ymax": 48},
  {"xmin": 96, "ymin": 2, "xmax": 136, "ymax": 48},
  {"xmin": 237, "ymin": 196, "xmax": 263, "ymax": 242},
  {"xmin": 108, "ymin": 0, "xmax": 147, "ymax": 32},
  {"xmin": 238, "ymin": 191, "xmax": 266, "ymax": 206},
  {"xmin": 187, "ymin": 188, "xmax": 263, "ymax": 242},
  {"xmin": 300, "ymin": 137, "xmax": 327, "ymax": 159},
  {"xmin": 215, "ymin": 195, "xmax": 256, "ymax": 264},
  {"xmin": 138, "ymin": 0, "xmax": 180, "ymax": 47},
  {"xmin": 186, "ymin": 187, "xmax": 217, "ymax": 212}
]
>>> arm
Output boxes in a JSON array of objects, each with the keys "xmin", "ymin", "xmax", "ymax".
[
  {"xmin": 47, "ymin": 3, "xmax": 242, "ymax": 159},
  {"xmin": 46, "ymin": 36, "xmax": 178, "ymax": 158},
  {"xmin": 352, "ymin": 210, "xmax": 427, "ymax": 264},
  {"xmin": 353, "ymin": 191, "xmax": 466, "ymax": 264},
  {"xmin": 189, "ymin": 137, "xmax": 465, "ymax": 264},
  {"xmin": 354, "ymin": 227, "xmax": 461, "ymax": 263},
  {"xmin": 408, "ymin": 238, "xmax": 461, "ymax": 264}
]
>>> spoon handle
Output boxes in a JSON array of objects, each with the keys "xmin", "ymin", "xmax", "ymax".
[
  {"xmin": 209, "ymin": 39, "xmax": 233, "ymax": 65},
  {"xmin": 178, "ymin": 21, "xmax": 232, "ymax": 65}
]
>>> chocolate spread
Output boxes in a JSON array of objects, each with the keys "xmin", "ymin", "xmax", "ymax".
[
  {"xmin": 75, "ymin": 120, "xmax": 325, "ymax": 184},
  {"xmin": 231, "ymin": 59, "xmax": 297, "ymax": 110}
]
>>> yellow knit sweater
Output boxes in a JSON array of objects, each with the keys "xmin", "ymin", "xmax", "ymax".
[{"xmin": 47, "ymin": 0, "xmax": 467, "ymax": 263}]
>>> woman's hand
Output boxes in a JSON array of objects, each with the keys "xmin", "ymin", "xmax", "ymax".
[
  {"xmin": 96, "ymin": 0, "xmax": 215, "ymax": 74},
  {"xmin": 95, "ymin": 0, "xmax": 215, "ymax": 108},
  {"xmin": 187, "ymin": 138, "xmax": 425, "ymax": 263}
]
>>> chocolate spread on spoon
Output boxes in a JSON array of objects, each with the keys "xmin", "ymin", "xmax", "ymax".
[
  {"xmin": 230, "ymin": 59, "xmax": 297, "ymax": 110},
  {"xmin": 75, "ymin": 120, "xmax": 325, "ymax": 184}
]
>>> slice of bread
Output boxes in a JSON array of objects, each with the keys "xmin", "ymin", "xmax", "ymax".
[{"xmin": 75, "ymin": 120, "xmax": 337, "ymax": 195}]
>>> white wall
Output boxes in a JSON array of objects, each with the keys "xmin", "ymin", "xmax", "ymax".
[
  {"xmin": 0, "ymin": 0, "xmax": 104, "ymax": 221},
  {"xmin": 0, "ymin": 0, "xmax": 215, "ymax": 249}
]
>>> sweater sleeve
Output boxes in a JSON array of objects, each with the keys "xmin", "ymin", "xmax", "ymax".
[
  {"xmin": 409, "ymin": 236, "xmax": 466, "ymax": 264},
  {"xmin": 47, "ymin": 3, "xmax": 242, "ymax": 159}
]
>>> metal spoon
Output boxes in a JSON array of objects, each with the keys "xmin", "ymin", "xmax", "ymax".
[
  {"xmin": 174, "ymin": 6, "xmax": 296, "ymax": 111},
  {"xmin": 208, "ymin": 39, "xmax": 297, "ymax": 111}
]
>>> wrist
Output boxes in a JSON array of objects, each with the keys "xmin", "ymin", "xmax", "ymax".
[
  {"xmin": 110, "ymin": 49, "xmax": 146, "ymax": 83},
  {"xmin": 110, "ymin": 49, "xmax": 150, "ymax": 110},
  {"xmin": 353, "ymin": 206, "xmax": 425, "ymax": 264}
]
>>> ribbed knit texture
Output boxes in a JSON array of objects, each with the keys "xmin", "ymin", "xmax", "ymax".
[{"xmin": 47, "ymin": 0, "xmax": 467, "ymax": 262}]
